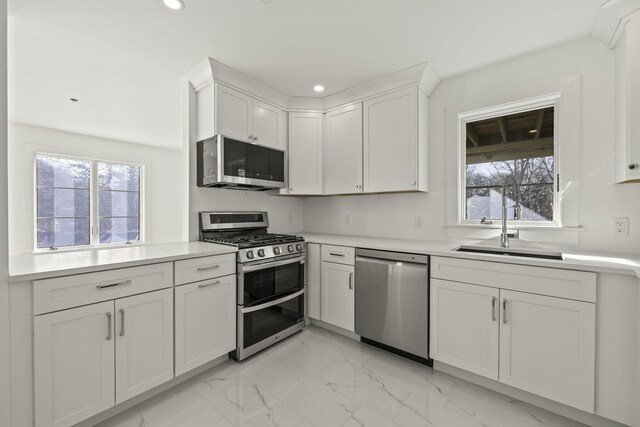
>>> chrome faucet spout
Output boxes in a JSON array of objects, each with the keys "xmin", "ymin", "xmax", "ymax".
[{"xmin": 501, "ymin": 176, "xmax": 521, "ymax": 248}]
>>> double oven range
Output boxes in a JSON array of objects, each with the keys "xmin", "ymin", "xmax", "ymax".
[{"xmin": 199, "ymin": 211, "xmax": 306, "ymax": 361}]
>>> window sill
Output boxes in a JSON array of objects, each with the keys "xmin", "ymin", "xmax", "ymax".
[
  {"xmin": 32, "ymin": 242, "xmax": 144, "ymax": 255},
  {"xmin": 446, "ymin": 224, "xmax": 583, "ymax": 231}
]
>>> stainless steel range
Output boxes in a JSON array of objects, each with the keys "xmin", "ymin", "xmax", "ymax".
[{"xmin": 199, "ymin": 211, "xmax": 306, "ymax": 361}]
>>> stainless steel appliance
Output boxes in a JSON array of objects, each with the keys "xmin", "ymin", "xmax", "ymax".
[
  {"xmin": 199, "ymin": 211, "xmax": 305, "ymax": 361},
  {"xmin": 355, "ymin": 248, "xmax": 430, "ymax": 364},
  {"xmin": 197, "ymin": 135, "xmax": 286, "ymax": 190}
]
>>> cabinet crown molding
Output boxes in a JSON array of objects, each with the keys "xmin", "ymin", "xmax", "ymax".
[{"xmin": 591, "ymin": 0, "xmax": 640, "ymax": 47}]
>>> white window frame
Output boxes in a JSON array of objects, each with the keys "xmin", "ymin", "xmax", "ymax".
[
  {"xmin": 33, "ymin": 153, "xmax": 145, "ymax": 252},
  {"xmin": 457, "ymin": 93, "xmax": 561, "ymax": 227}
]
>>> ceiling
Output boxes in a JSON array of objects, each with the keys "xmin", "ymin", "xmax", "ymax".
[{"xmin": 8, "ymin": 0, "xmax": 606, "ymax": 149}]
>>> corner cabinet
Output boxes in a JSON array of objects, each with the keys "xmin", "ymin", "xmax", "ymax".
[
  {"xmin": 430, "ymin": 257, "xmax": 596, "ymax": 413},
  {"xmin": 614, "ymin": 9, "xmax": 640, "ymax": 183},
  {"xmin": 288, "ymin": 112, "xmax": 324, "ymax": 195},
  {"xmin": 324, "ymin": 103, "xmax": 363, "ymax": 195},
  {"xmin": 363, "ymin": 86, "xmax": 428, "ymax": 192}
]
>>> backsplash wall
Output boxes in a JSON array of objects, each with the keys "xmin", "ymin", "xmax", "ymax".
[{"xmin": 303, "ymin": 38, "xmax": 640, "ymax": 255}]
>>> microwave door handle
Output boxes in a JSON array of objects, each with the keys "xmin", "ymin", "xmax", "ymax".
[
  {"xmin": 241, "ymin": 255, "xmax": 306, "ymax": 272},
  {"xmin": 241, "ymin": 289, "xmax": 305, "ymax": 314}
]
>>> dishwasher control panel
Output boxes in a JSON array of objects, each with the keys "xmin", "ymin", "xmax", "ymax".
[{"xmin": 355, "ymin": 248, "xmax": 429, "ymax": 264}]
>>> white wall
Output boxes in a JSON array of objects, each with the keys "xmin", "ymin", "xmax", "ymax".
[
  {"xmin": 8, "ymin": 123, "xmax": 189, "ymax": 255},
  {"xmin": 304, "ymin": 38, "xmax": 640, "ymax": 255}
]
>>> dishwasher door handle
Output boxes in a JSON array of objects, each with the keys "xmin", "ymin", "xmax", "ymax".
[{"xmin": 355, "ymin": 256, "xmax": 428, "ymax": 268}]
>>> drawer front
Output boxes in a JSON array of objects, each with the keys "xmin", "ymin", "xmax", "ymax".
[
  {"xmin": 174, "ymin": 253, "xmax": 236, "ymax": 286},
  {"xmin": 431, "ymin": 257, "xmax": 596, "ymax": 303},
  {"xmin": 321, "ymin": 245, "xmax": 355, "ymax": 265},
  {"xmin": 34, "ymin": 263, "xmax": 174, "ymax": 315}
]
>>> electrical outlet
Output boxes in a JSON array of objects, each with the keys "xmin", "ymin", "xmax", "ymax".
[
  {"xmin": 415, "ymin": 215, "xmax": 424, "ymax": 228},
  {"xmin": 613, "ymin": 217, "xmax": 629, "ymax": 236},
  {"xmin": 345, "ymin": 214, "xmax": 351, "ymax": 226},
  {"xmin": 288, "ymin": 213, "xmax": 293, "ymax": 224}
]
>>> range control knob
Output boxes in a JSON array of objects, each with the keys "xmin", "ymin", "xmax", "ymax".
[
  {"xmin": 246, "ymin": 250, "xmax": 255, "ymax": 260},
  {"xmin": 287, "ymin": 244, "xmax": 295, "ymax": 253},
  {"xmin": 295, "ymin": 243, "xmax": 303, "ymax": 251},
  {"xmin": 274, "ymin": 247, "xmax": 282, "ymax": 255},
  {"xmin": 257, "ymin": 249, "xmax": 266, "ymax": 257}
]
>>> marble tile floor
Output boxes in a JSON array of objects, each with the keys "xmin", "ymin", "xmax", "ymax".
[{"xmin": 96, "ymin": 325, "xmax": 586, "ymax": 427}]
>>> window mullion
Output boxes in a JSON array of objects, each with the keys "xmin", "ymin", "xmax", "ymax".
[{"xmin": 90, "ymin": 160, "xmax": 98, "ymax": 246}]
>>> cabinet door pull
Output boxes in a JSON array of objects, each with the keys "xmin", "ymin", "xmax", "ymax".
[
  {"xmin": 196, "ymin": 265, "xmax": 220, "ymax": 272},
  {"xmin": 629, "ymin": 163, "xmax": 638, "ymax": 170},
  {"xmin": 198, "ymin": 280, "xmax": 221, "ymax": 289},
  {"xmin": 329, "ymin": 252, "xmax": 345, "ymax": 257},
  {"xmin": 97, "ymin": 279, "xmax": 132, "ymax": 290},
  {"xmin": 491, "ymin": 297, "xmax": 497, "ymax": 321},
  {"xmin": 106, "ymin": 312, "xmax": 112, "ymax": 341},
  {"xmin": 119, "ymin": 308, "xmax": 125, "ymax": 337},
  {"xmin": 502, "ymin": 299, "xmax": 508, "ymax": 324},
  {"xmin": 348, "ymin": 272, "xmax": 353, "ymax": 290}
]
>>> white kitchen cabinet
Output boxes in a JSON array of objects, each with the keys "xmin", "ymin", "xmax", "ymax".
[
  {"xmin": 288, "ymin": 112, "xmax": 324, "ymax": 194},
  {"xmin": 499, "ymin": 289, "xmax": 595, "ymax": 412},
  {"xmin": 34, "ymin": 301, "xmax": 115, "ymax": 427},
  {"xmin": 306, "ymin": 243, "xmax": 321, "ymax": 320},
  {"xmin": 115, "ymin": 289, "xmax": 174, "ymax": 404},
  {"xmin": 363, "ymin": 86, "xmax": 427, "ymax": 193},
  {"xmin": 214, "ymin": 83, "xmax": 286, "ymax": 150},
  {"xmin": 320, "ymin": 261, "xmax": 355, "ymax": 331},
  {"xmin": 430, "ymin": 279, "xmax": 499, "ymax": 380},
  {"xmin": 615, "ymin": 10, "xmax": 640, "ymax": 183},
  {"xmin": 175, "ymin": 275, "xmax": 236, "ymax": 376},
  {"xmin": 324, "ymin": 103, "xmax": 363, "ymax": 194}
]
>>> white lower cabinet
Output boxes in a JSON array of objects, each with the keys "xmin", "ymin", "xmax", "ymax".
[
  {"xmin": 499, "ymin": 290, "xmax": 595, "ymax": 412},
  {"xmin": 114, "ymin": 289, "xmax": 174, "ymax": 404},
  {"xmin": 34, "ymin": 289, "xmax": 175, "ymax": 427},
  {"xmin": 34, "ymin": 301, "xmax": 115, "ymax": 427},
  {"xmin": 430, "ymin": 278, "xmax": 596, "ymax": 412},
  {"xmin": 175, "ymin": 275, "xmax": 236, "ymax": 376},
  {"xmin": 430, "ymin": 279, "xmax": 499, "ymax": 380},
  {"xmin": 320, "ymin": 261, "xmax": 355, "ymax": 331},
  {"xmin": 306, "ymin": 243, "xmax": 321, "ymax": 320}
]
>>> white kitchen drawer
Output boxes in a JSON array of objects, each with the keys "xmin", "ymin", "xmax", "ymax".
[
  {"xmin": 321, "ymin": 245, "xmax": 355, "ymax": 266},
  {"xmin": 431, "ymin": 257, "xmax": 596, "ymax": 303},
  {"xmin": 34, "ymin": 263, "xmax": 174, "ymax": 315},
  {"xmin": 174, "ymin": 253, "xmax": 236, "ymax": 286}
]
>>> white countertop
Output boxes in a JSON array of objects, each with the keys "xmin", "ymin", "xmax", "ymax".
[
  {"xmin": 9, "ymin": 242, "xmax": 237, "ymax": 282},
  {"xmin": 300, "ymin": 233, "xmax": 640, "ymax": 278}
]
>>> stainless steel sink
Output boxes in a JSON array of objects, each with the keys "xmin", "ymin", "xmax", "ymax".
[{"xmin": 455, "ymin": 245, "xmax": 565, "ymax": 261}]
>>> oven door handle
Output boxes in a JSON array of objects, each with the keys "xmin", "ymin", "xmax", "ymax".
[
  {"xmin": 241, "ymin": 288, "xmax": 305, "ymax": 314},
  {"xmin": 240, "ymin": 255, "xmax": 306, "ymax": 272}
]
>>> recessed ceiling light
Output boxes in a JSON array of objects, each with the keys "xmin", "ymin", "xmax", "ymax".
[
  {"xmin": 529, "ymin": 129, "xmax": 538, "ymax": 134},
  {"xmin": 160, "ymin": 0, "xmax": 184, "ymax": 10},
  {"xmin": 313, "ymin": 85, "xmax": 325, "ymax": 93}
]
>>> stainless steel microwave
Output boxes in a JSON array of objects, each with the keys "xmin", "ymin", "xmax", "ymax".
[{"xmin": 197, "ymin": 135, "xmax": 286, "ymax": 190}]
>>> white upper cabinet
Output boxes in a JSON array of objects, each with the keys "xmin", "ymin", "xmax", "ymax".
[
  {"xmin": 288, "ymin": 112, "xmax": 324, "ymax": 194},
  {"xmin": 615, "ymin": 10, "xmax": 640, "ymax": 183},
  {"xmin": 324, "ymin": 103, "xmax": 363, "ymax": 194},
  {"xmin": 114, "ymin": 289, "xmax": 174, "ymax": 404},
  {"xmin": 215, "ymin": 84, "xmax": 253, "ymax": 142},
  {"xmin": 213, "ymin": 83, "xmax": 286, "ymax": 150},
  {"xmin": 34, "ymin": 301, "xmax": 115, "ymax": 427},
  {"xmin": 363, "ymin": 86, "xmax": 427, "ymax": 193}
]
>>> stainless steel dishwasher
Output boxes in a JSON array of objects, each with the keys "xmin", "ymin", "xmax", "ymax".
[{"xmin": 355, "ymin": 248, "xmax": 430, "ymax": 364}]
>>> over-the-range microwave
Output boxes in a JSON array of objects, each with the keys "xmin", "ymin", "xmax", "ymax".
[{"xmin": 197, "ymin": 135, "xmax": 286, "ymax": 191}]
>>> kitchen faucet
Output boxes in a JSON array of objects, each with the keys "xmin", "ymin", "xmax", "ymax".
[{"xmin": 501, "ymin": 175, "xmax": 521, "ymax": 248}]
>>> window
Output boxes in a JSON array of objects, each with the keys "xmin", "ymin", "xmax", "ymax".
[
  {"xmin": 35, "ymin": 154, "xmax": 142, "ymax": 249},
  {"xmin": 459, "ymin": 96, "xmax": 559, "ymax": 225}
]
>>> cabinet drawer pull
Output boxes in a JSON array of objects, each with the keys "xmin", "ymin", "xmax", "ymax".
[
  {"xmin": 329, "ymin": 252, "xmax": 345, "ymax": 257},
  {"xmin": 96, "ymin": 279, "xmax": 132, "ymax": 290},
  {"xmin": 502, "ymin": 299, "xmax": 508, "ymax": 324},
  {"xmin": 106, "ymin": 312, "xmax": 112, "ymax": 341},
  {"xmin": 629, "ymin": 163, "xmax": 638, "ymax": 170},
  {"xmin": 348, "ymin": 272, "xmax": 353, "ymax": 290},
  {"xmin": 491, "ymin": 297, "xmax": 497, "ymax": 321},
  {"xmin": 198, "ymin": 280, "xmax": 221, "ymax": 289},
  {"xmin": 119, "ymin": 308, "xmax": 125, "ymax": 337},
  {"xmin": 196, "ymin": 265, "xmax": 220, "ymax": 272}
]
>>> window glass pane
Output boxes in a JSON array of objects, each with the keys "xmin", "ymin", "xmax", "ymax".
[
  {"xmin": 37, "ymin": 218, "xmax": 90, "ymax": 248},
  {"xmin": 36, "ymin": 155, "xmax": 91, "ymax": 248},
  {"xmin": 465, "ymin": 106, "xmax": 555, "ymax": 222},
  {"xmin": 99, "ymin": 217, "xmax": 140, "ymax": 244},
  {"xmin": 98, "ymin": 162, "xmax": 141, "ymax": 244}
]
